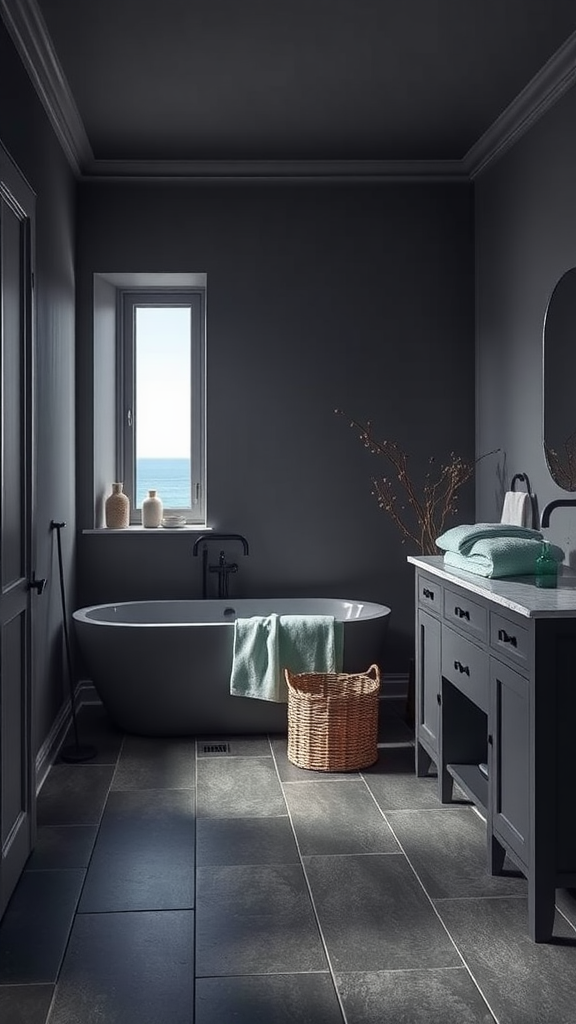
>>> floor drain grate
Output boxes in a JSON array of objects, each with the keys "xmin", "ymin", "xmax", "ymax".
[{"xmin": 202, "ymin": 742, "xmax": 231, "ymax": 754}]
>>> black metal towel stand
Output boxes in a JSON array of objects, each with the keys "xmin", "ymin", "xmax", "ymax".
[{"xmin": 50, "ymin": 521, "xmax": 97, "ymax": 763}]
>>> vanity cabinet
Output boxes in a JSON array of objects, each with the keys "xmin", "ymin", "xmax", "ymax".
[
  {"xmin": 409, "ymin": 555, "xmax": 576, "ymax": 942},
  {"xmin": 415, "ymin": 608, "xmax": 441, "ymax": 772},
  {"xmin": 489, "ymin": 657, "xmax": 529, "ymax": 866}
]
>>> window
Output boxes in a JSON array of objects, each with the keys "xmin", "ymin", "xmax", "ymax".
[{"xmin": 120, "ymin": 289, "xmax": 206, "ymax": 524}]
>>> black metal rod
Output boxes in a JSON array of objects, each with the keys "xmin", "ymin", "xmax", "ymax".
[{"xmin": 50, "ymin": 521, "xmax": 96, "ymax": 762}]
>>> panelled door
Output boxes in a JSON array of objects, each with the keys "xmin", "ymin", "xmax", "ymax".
[{"xmin": 0, "ymin": 142, "xmax": 36, "ymax": 918}]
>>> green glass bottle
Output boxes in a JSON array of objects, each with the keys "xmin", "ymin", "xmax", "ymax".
[{"xmin": 535, "ymin": 540, "xmax": 558, "ymax": 588}]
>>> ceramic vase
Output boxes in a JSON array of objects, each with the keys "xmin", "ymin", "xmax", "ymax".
[
  {"xmin": 142, "ymin": 489, "xmax": 163, "ymax": 528},
  {"xmin": 105, "ymin": 482, "xmax": 130, "ymax": 528}
]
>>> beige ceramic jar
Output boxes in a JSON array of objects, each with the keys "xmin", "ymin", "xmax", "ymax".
[{"xmin": 105, "ymin": 482, "xmax": 130, "ymax": 528}]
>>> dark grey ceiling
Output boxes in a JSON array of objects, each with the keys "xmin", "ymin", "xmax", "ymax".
[{"xmin": 33, "ymin": 0, "xmax": 576, "ymax": 162}]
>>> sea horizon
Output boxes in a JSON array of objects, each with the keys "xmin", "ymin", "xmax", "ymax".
[{"xmin": 136, "ymin": 457, "xmax": 191, "ymax": 509}]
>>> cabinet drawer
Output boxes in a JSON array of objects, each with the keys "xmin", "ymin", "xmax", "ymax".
[
  {"xmin": 443, "ymin": 586, "xmax": 488, "ymax": 643},
  {"xmin": 418, "ymin": 575, "xmax": 442, "ymax": 615},
  {"xmin": 442, "ymin": 624, "xmax": 489, "ymax": 712},
  {"xmin": 490, "ymin": 612, "xmax": 530, "ymax": 670}
]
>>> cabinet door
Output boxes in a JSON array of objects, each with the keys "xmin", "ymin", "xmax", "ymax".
[
  {"xmin": 489, "ymin": 657, "xmax": 529, "ymax": 865},
  {"xmin": 417, "ymin": 608, "xmax": 441, "ymax": 758}
]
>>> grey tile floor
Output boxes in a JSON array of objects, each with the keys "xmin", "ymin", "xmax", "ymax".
[{"xmin": 1, "ymin": 698, "xmax": 576, "ymax": 1023}]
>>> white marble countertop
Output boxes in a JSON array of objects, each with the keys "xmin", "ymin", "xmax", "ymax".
[{"xmin": 407, "ymin": 555, "xmax": 576, "ymax": 618}]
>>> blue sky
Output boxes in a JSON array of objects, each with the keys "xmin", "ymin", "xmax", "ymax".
[{"xmin": 135, "ymin": 306, "xmax": 191, "ymax": 459}]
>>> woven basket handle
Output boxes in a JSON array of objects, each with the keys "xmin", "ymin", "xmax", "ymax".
[{"xmin": 365, "ymin": 664, "xmax": 381, "ymax": 683}]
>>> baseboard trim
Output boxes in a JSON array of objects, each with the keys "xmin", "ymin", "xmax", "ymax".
[
  {"xmin": 34, "ymin": 680, "xmax": 100, "ymax": 793},
  {"xmin": 35, "ymin": 698, "xmax": 71, "ymax": 793},
  {"xmin": 379, "ymin": 672, "xmax": 409, "ymax": 697}
]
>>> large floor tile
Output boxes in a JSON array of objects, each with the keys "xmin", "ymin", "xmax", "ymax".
[
  {"xmin": 111, "ymin": 736, "xmax": 195, "ymax": 789},
  {"xmin": 196, "ymin": 974, "xmax": 343, "ymax": 1024},
  {"xmin": 197, "ymin": 735, "xmax": 272, "ymax": 756},
  {"xmin": 37, "ymin": 764, "xmax": 115, "ymax": 826},
  {"xmin": 58, "ymin": 704, "xmax": 124, "ymax": 765},
  {"xmin": 436, "ymin": 897, "xmax": 576, "ymax": 1024},
  {"xmin": 386, "ymin": 807, "xmax": 526, "ymax": 898},
  {"xmin": 270, "ymin": 737, "xmax": 362, "ymax": 782},
  {"xmin": 0, "ymin": 870, "xmax": 84, "ymax": 983},
  {"xmin": 196, "ymin": 863, "xmax": 327, "ymax": 975},
  {"xmin": 196, "ymin": 756, "xmax": 286, "ymax": 816},
  {"xmin": 48, "ymin": 910, "xmax": 193, "ymax": 1024},
  {"xmin": 26, "ymin": 825, "xmax": 98, "ymax": 870},
  {"xmin": 196, "ymin": 815, "xmax": 298, "ymax": 866},
  {"xmin": 283, "ymin": 780, "xmax": 399, "ymax": 855},
  {"xmin": 304, "ymin": 853, "xmax": 460, "ymax": 972},
  {"xmin": 0, "ymin": 984, "xmax": 54, "ymax": 1024},
  {"xmin": 79, "ymin": 789, "xmax": 194, "ymax": 912},
  {"xmin": 362, "ymin": 746, "xmax": 466, "ymax": 811},
  {"xmin": 336, "ymin": 968, "xmax": 495, "ymax": 1023}
]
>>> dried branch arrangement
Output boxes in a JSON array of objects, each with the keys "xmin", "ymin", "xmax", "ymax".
[{"xmin": 337, "ymin": 410, "xmax": 497, "ymax": 555}]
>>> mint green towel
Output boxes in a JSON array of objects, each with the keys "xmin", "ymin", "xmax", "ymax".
[
  {"xmin": 231, "ymin": 614, "xmax": 344, "ymax": 703},
  {"xmin": 436, "ymin": 522, "xmax": 543, "ymax": 555},
  {"xmin": 444, "ymin": 537, "xmax": 564, "ymax": 578}
]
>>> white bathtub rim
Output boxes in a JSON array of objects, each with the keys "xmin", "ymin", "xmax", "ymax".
[{"xmin": 72, "ymin": 597, "xmax": 391, "ymax": 627}]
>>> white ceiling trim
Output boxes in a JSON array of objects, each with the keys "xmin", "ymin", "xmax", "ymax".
[
  {"xmin": 465, "ymin": 29, "xmax": 576, "ymax": 178},
  {"xmin": 2, "ymin": 0, "xmax": 576, "ymax": 182},
  {"xmin": 0, "ymin": 0, "xmax": 93, "ymax": 175}
]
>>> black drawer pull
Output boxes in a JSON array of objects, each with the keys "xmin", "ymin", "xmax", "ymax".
[
  {"xmin": 498, "ymin": 628, "xmax": 517, "ymax": 647},
  {"xmin": 423, "ymin": 587, "xmax": 434, "ymax": 600},
  {"xmin": 455, "ymin": 606, "xmax": 470, "ymax": 620},
  {"xmin": 454, "ymin": 660, "xmax": 470, "ymax": 676}
]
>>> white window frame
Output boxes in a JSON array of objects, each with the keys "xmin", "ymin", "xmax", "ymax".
[{"xmin": 119, "ymin": 287, "xmax": 206, "ymax": 525}]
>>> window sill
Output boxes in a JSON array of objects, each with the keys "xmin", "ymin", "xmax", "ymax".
[{"xmin": 82, "ymin": 526, "xmax": 212, "ymax": 534}]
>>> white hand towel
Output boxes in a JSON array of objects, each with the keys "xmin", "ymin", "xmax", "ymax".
[{"xmin": 501, "ymin": 490, "xmax": 532, "ymax": 527}]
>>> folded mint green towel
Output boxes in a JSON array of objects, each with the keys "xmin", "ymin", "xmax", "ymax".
[
  {"xmin": 436, "ymin": 522, "xmax": 542, "ymax": 555},
  {"xmin": 231, "ymin": 614, "xmax": 344, "ymax": 703},
  {"xmin": 444, "ymin": 536, "xmax": 564, "ymax": 578}
]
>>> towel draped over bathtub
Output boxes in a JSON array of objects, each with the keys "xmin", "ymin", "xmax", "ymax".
[{"xmin": 230, "ymin": 614, "xmax": 344, "ymax": 702}]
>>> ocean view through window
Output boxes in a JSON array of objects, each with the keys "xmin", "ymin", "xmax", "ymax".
[{"xmin": 136, "ymin": 457, "xmax": 191, "ymax": 509}]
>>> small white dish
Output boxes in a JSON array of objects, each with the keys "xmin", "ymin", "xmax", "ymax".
[{"xmin": 161, "ymin": 515, "xmax": 187, "ymax": 529}]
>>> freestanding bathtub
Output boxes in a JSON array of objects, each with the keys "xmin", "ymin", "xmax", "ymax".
[{"xmin": 72, "ymin": 598, "xmax": 391, "ymax": 736}]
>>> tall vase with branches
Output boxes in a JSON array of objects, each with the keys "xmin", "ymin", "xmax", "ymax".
[{"xmin": 337, "ymin": 411, "xmax": 497, "ymax": 555}]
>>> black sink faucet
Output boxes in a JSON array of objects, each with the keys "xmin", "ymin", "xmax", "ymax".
[
  {"xmin": 540, "ymin": 498, "xmax": 576, "ymax": 529},
  {"xmin": 192, "ymin": 533, "xmax": 250, "ymax": 599}
]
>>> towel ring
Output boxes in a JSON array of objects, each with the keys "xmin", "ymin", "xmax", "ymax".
[{"xmin": 511, "ymin": 472, "xmax": 532, "ymax": 494}]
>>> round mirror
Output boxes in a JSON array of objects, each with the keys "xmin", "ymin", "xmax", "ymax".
[{"xmin": 543, "ymin": 267, "xmax": 576, "ymax": 490}]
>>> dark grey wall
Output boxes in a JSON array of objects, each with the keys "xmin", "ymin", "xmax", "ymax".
[
  {"xmin": 475, "ymin": 83, "xmax": 576, "ymax": 560},
  {"xmin": 77, "ymin": 180, "xmax": 475, "ymax": 671},
  {"xmin": 0, "ymin": 20, "xmax": 77, "ymax": 753}
]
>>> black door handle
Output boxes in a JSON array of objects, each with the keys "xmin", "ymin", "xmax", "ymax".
[{"xmin": 29, "ymin": 574, "xmax": 47, "ymax": 595}]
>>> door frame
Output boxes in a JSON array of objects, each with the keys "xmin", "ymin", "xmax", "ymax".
[{"xmin": 0, "ymin": 139, "xmax": 36, "ymax": 917}]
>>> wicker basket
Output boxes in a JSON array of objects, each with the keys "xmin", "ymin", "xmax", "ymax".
[{"xmin": 284, "ymin": 663, "xmax": 380, "ymax": 772}]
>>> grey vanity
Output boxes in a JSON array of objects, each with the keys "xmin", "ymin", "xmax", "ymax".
[{"xmin": 409, "ymin": 554, "xmax": 576, "ymax": 942}]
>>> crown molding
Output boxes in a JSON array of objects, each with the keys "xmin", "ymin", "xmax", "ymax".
[
  {"xmin": 464, "ymin": 29, "xmax": 576, "ymax": 178},
  {"xmin": 3, "ymin": 0, "xmax": 576, "ymax": 183},
  {"xmin": 0, "ymin": 0, "xmax": 92, "ymax": 175},
  {"xmin": 81, "ymin": 157, "xmax": 467, "ymax": 182}
]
